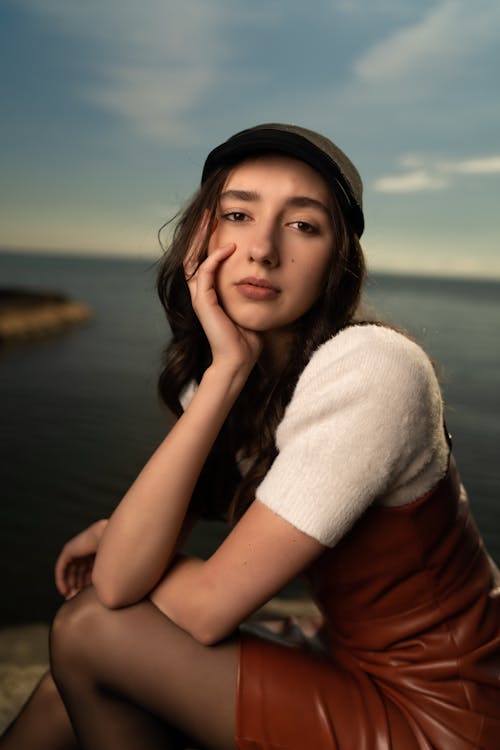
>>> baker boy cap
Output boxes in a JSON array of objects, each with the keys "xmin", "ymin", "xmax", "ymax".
[{"xmin": 202, "ymin": 123, "xmax": 364, "ymax": 237}]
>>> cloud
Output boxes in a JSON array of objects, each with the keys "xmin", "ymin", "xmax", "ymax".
[
  {"xmin": 291, "ymin": 0, "xmax": 500, "ymax": 166},
  {"xmin": 354, "ymin": 0, "xmax": 500, "ymax": 87},
  {"xmin": 85, "ymin": 65, "xmax": 213, "ymax": 143},
  {"xmin": 439, "ymin": 156, "xmax": 500, "ymax": 175},
  {"xmin": 334, "ymin": 0, "xmax": 424, "ymax": 19},
  {"xmin": 374, "ymin": 169, "xmax": 448, "ymax": 193},
  {"xmin": 13, "ymin": 0, "xmax": 232, "ymax": 143},
  {"xmin": 374, "ymin": 153, "xmax": 500, "ymax": 193},
  {"xmin": 13, "ymin": 0, "xmax": 315, "ymax": 145}
]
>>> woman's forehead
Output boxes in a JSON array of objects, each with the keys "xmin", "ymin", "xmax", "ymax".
[{"xmin": 222, "ymin": 154, "xmax": 330, "ymax": 200}]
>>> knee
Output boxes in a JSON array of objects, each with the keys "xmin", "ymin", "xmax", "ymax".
[
  {"xmin": 36, "ymin": 670, "xmax": 64, "ymax": 711},
  {"xmin": 50, "ymin": 586, "xmax": 105, "ymax": 681}
]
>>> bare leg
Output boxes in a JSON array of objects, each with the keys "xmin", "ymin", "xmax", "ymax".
[
  {"xmin": 50, "ymin": 587, "xmax": 238, "ymax": 750},
  {"xmin": 0, "ymin": 671, "xmax": 77, "ymax": 750}
]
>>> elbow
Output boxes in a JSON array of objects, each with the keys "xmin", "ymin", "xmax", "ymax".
[
  {"xmin": 189, "ymin": 621, "xmax": 226, "ymax": 647},
  {"xmin": 149, "ymin": 560, "xmax": 235, "ymax": 645},
  {"xmin": 94, "ymin": 587, "xmax": 126, "ymax": 611},
  {"xmin": 183, "ymin": 606, "xmax": 234, "ymax": 646},
  {"xmin": 151, "ymin": 590, "xmax": 230, "ymax": 646},
  {"xmin": 91, "ymin": 569, "xmax": 136, "ymax": 610}
]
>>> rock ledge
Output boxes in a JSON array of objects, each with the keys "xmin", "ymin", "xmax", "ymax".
[{"xmin": 0, "ymin": 289, "xmax": 92, "ymax": 342}]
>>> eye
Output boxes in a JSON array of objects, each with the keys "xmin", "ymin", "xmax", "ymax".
[
  {"xmin": 289, "ymin": 220, "xmax": 319, "ymax": 235},
  {"xmin": 222, "ymin": 211, "xmax": 249, "ymax": 223}
]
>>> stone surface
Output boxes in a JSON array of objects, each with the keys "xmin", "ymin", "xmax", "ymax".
[
  {"xmin": 0, "ymin": 288, "xmax": 92, "ymax": 342},
  {"xmin": 0, "ymin": 624, "xmax": 49, "ymax": 734}
]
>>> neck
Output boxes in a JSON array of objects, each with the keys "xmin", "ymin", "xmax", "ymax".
[{"xmin": 259, "ymin": 328, "xmax": 294, "ymax": 372}]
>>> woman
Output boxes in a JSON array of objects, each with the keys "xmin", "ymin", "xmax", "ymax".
[{"xmin": 2, "ymin": 124, "xmax": 499, "ymax": 749}]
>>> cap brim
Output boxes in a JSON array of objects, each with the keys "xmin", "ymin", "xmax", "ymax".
[{"xmin": 202, "ymin": 129, "xmax": 364, "ymax": 236}]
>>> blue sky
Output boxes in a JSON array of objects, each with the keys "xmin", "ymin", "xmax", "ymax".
[{"xmin": 1, "ymin": 0, "xmax": 499, "ymax": 277}]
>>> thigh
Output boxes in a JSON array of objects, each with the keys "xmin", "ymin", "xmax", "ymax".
[{"xmin": 50, "ymin": 586, "xmax": 238, "ymax": 750}]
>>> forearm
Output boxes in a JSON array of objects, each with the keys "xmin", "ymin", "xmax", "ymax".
[
  {"xmin": 150, "ymin": 554, "xmax": 238, "ymax": 645},
  {"xmin": 148, "ymin": 501, "xmax": 326, "ymax": 646},
  {"xmin": 92, "ymin": 362, "xmax": 249, "ymax": 607},
  {"xmin": 149, "ymin": 555, "xmax": 210, "ymax": 640}
]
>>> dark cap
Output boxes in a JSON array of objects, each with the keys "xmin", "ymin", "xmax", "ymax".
[{"xmin": 202, "ymin": 123, "xmax": 364, "ymax": 237}]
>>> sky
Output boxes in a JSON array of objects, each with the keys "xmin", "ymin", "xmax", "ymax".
[{"xmin": 1, "ymin": 0, "xmax": 499, "ymax": 278}]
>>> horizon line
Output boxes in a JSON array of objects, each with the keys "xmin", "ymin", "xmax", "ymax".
[{"xmin": 0, "ymin": 245, "xmax": 498, "ymax": 284}]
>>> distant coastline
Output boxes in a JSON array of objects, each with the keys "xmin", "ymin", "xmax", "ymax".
[
  {"xmin": 1, "ymin": 246, "xmax": 499, "ymax": 285},
  {"xmin": 0, "ymin": 288, "xmax": 93, "ymax": 342}
]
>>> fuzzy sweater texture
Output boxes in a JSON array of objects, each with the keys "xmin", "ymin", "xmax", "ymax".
[{"xmin": 181, "ymin": 324, "xmax": 450, "ymax": 547}]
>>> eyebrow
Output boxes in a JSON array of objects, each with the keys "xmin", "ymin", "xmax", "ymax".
[{"xmin": 219, "ymin": 190, "xmax": 330, "ymax": 217}]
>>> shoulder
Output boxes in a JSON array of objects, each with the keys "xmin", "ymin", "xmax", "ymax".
[
  {"xmin": 258, "ymin": 325, "xmax": 447, "ymax": 546},
  {"xmin": 302, "ymin": 324, "xmax": 435, "ymax": 386},
  {"xmin": 289, "ymin": 324, "xmax": 439, "ymax": 412},
  {"xmin": 276, "ymin": 325, "xmax": 443, "ymax": 476}
]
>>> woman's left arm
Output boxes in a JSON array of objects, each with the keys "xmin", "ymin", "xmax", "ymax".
[
  {"xmin": 150, "ymin": 500, "xmax": 326, "ymax": 645},
  {"xmin": 93, "ymin": 240, "xmax": 262, "ymax": 608},
  {"xmin": 92, "ymin": 362, "xmax": 250, "ymax": 608}
]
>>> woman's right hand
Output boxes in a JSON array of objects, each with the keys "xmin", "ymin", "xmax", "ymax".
[
  {"xmin": 54, "ymin": 518, "xmax": 108, "ymax": 599},
  {"xmin": 184, "ymin": 215, "xmax": 262, "ymax": 373}
]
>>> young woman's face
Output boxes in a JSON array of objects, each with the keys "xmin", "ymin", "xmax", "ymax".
[{"xmin": 207, "ymin": 155, "xmax": 335, "ymax": 338}]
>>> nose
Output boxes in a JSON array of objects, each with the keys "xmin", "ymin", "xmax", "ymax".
[{"xmin": 248, "ymin": 223, "xmax": 279, "ymax": 267}]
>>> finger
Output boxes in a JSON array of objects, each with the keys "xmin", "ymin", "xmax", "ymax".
[
  {"xmin": 87, "ymin": 554, "xmax": 96, "ymax": 584},
  {"xmin": 84, "ymin": 555, "xmax": 96, "ymax": 587},
  {"xmin": 73, "ymin": 562, "xmax": 83, "ymax": 593},
  {"xmin": 65, "ymin": 562, "xmax": 84, "ymax": 600},
  {"xmin": 66, "ymin": 560, "xmax": 78, "ymax": 596},
  {"xmin": 76, "ymin": 559, "xmax": 88, "ymax": 592},
  {"xmin": 77, "ymin": 555, "xmax": 94, "ymax": 590},
  {"xmin": 54, "ymin": 553, "xmax": 68, "ymax": 595},
  {"xmin": 55, "ymin": 551, "xmax": 75, "ymax": 597},
  {"xmin": 56, "ymin": 574, "xmax": 68, "ymax": 598},
  {"xmin": 195, "ymin": 243, "xmax": 235, "ymax": 295}
]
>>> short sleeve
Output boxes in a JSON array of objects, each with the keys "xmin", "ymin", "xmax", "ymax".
[{"xmin": 256, "ymin": 325, "xmax": 449, "ymax": 547}]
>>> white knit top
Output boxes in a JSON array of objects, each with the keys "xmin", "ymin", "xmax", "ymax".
[{"xmin": 180, "ymin": 324, "xmax": 450, "ymax": 548}]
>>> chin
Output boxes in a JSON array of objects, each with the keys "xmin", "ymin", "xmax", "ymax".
[
  {"xmin": 232, "ymin": 317, "xmax": 275, "ymax": 332},
  {"xmin": 222, "ymin": 305, "xmax": 274, "ymax": 332}
]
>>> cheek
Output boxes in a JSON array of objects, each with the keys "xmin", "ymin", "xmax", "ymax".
[
  {"xmin": 311, "ymin": 261, "xmax": 330, "ymax": 293},
  {"xmin": 207, "ymin": 221, "xmax": 235, "ymax": 254},
  {"xmin": 207, "ymin": 230, "xmax": 218, "ymax": 256},
  {"xmin": 292, "ymin": 252, "xmax": 331, "ymax": 293},
  {"xmin": 211, "ymin": 247, "xmax": 235, "ymax": 298}
]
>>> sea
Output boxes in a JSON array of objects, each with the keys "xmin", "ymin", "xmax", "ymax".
[{"xmin": 1, "ymin": 251, "xmax": 499, "ymax": 625}]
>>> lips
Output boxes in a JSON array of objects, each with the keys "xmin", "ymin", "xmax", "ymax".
[
  {"xmin": 235, "ymin": 276, "xmax": 280, "ymax": 300},
  {"xmin": 236, "ymin": 277, "xmax": 280, "ymax": 292}
]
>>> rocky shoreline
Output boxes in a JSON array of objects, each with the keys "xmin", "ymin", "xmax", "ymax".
[
  {"xmin": 0, "ymin": 624, "xmax": 48, "ymax": 734},
  {"xmin": 0, "ymin": 288, "xmax": 92, "ymax": 343}
]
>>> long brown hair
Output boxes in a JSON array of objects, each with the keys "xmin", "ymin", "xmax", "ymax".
[{"xmin": 156, "ymin": 158, "xmax": 366, "ymax": 521}]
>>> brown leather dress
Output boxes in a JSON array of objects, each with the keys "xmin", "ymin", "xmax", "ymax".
[{"xmin": 236, "ymin": 457, "xmax": 500, "ymax": 749}]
